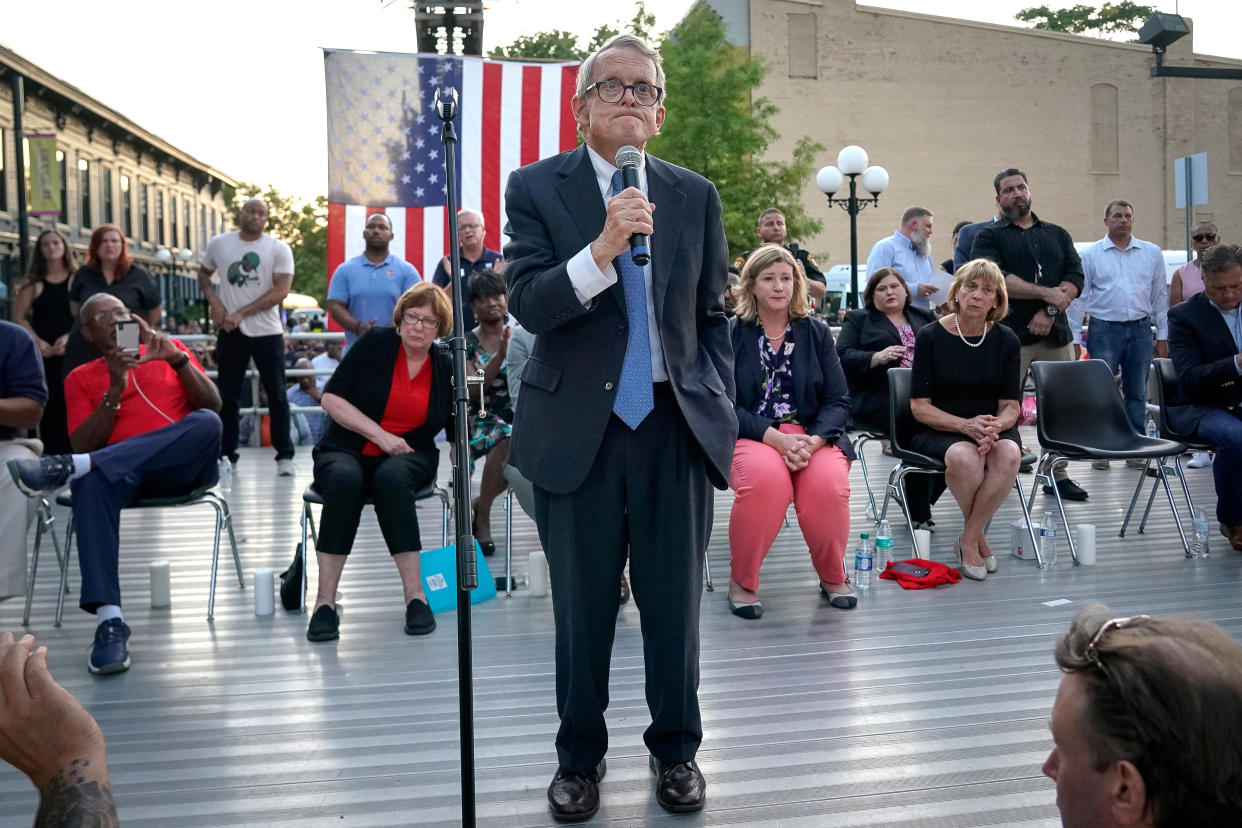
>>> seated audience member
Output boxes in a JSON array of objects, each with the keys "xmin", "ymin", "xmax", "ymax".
[
  {"xmin": 464, "ymin": 270, "xmax": 513, "ymax": 558},
  {"xmin": 0, "ymin": 321, "xmax": 47, "ymax": 601},
  {"xmin": 836, "ymin": 266, "xmax": 945, "ymax": 530},
  {"xmin": 312, "ymin": 340, "xmax": 342, "ymax": 391},
  {"xmin": 909, "ymin": 259, "xmax": 1021, "ymax": 580},
  {"xmin": 7, "ymin": 294, "xmax": 222, "ymax": 675},
  {"xmin": 0, "ymin": 632, "xmax": 118, "ymax": 826},
  {"xmin": 727, "ymin": 244, "xmax": 856, "ymax": 619},
  {"xmin": 306, "ymin": 283, "xmax": 455, "ymax": 642},
  {"xmin": 1167, "ymin": 242, "xmax": 1242, "ymax": 551},
  {"xmin": 286, "ymin": 357, "xmax": 325, "ymax": 446},
  {"xmin": 1044, "ymin": 603, "xmax": 1242, "ymax": 827}
]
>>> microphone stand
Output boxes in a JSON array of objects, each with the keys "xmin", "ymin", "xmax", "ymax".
[{"xmin": 435, "ymin": 86, "xmax": 477, "ymax": 828}]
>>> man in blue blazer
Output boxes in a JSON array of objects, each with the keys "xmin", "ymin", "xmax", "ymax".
[
  {"xmin": 1167, "ymin": 243, "xmax": 1242, "ymax": 551},
  {"xmin": 503, "ymin": 33, "xmax": 736, "ymax": 821}
]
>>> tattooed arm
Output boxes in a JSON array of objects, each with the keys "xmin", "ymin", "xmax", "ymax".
[{"xmin": 0, "ymin": 633, "xmax": 117, "ymax": 827}]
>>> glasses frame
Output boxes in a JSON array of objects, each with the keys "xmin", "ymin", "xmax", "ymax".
[
  {"xmin": 92, "ymin": 308, "xmax": 133, "ymax": 324},
  {"xmin": 585, "ymin": 80, "xmax": 664, "ymax": 107},
  {"xmin": 1192, "ymin": 234, "xmax": 1219, "ymax": 243},
  {"xmin": 1083, "ymin": 615, "xmax": 1151, "ymax": 671},
  {"xmin": 400, "ymin": 312, "xmax": 440, "ymax": 330}
]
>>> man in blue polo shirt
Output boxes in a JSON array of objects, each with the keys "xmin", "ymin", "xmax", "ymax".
[
  {"xmin": 866, "ymin": 206, "xmax": 937, "ymax": 309},
  {"xmin": 325, "ymin": 213, "xmax": 420, "ymax": 349}
]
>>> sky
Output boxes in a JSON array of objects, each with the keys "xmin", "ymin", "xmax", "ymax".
[{"xmin": 4, "ymin": 0, "xmax": 1238, "ymax": 202}]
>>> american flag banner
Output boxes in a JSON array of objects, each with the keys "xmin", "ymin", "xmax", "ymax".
[{"xmin": 324, "ymin": 49, "xmax": 580, "ymax": 287}]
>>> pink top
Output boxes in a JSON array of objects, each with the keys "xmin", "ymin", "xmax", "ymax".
[
  {"xmin": 898, "ymin": 325, "xmax": 916, "ymax": 368},
  {"xmin": 1178, "ymin": 260, "xmax": 1204, "ymax": 302}
]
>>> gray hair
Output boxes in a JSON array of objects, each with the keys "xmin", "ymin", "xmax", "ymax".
[{"xmin": 576, "ymin": 33, "xmax": 666, "ymax": 101}]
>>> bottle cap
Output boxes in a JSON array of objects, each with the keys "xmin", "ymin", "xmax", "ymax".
[{"xmin": 860, "ymin": 533, "xmax": 870, "ymax": 539}]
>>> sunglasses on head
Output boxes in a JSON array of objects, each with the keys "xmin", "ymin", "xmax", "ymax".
[{"xmin": 1193, "ymin": 233, "xmax": 1218, "ymax": 242}]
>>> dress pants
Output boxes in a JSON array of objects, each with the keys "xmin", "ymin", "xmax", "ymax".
[
  {"xmin": 312, "ymin": 447, "xmax": 438, "ymax": 554},
  {"xmin": 72, "ymin": 410, "xmax": 222, "ymax": 612},
  {"xmin": 1194, "ymin": 409, "xmax": 1242, "ymax": 526},
  {"xmin": 0, "ymin": 439, "xmax": 41, "ymax": 599},
  {"xmin": 534, "ymin": 386, "xmax": 711, "ymax": 773},
  {"xmin": 215, "ymin": 329, "xmax": 293, "ymax": 462}
]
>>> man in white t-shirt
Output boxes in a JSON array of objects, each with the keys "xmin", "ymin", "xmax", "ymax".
[{"xmin": 197, "ymin": 197, "xmax": 297, "ymax": 475}]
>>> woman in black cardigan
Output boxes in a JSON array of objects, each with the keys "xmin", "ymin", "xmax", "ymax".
[
  {"xmin": 836, "ymin": 267, "xmax": 944, "ymax": 528},
  {"xmin": 307, "ymin": 282, "xmax": 454, "ymax": 642},
  {"xmin": 727, "ymin": 245, "xmax": 856, "ymax": 619}
]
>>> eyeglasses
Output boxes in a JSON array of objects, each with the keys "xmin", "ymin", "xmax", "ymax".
[
  {"xmin": 459, "ymin": 223, "xmax": 483, "ymax": 231},
  {"xmin": 585, "ymin": 80, "xmax": 663, "ymax": 106},
  {"xmin": 1192, "ymin": 234, "xmax": 1218, "ymax": 243},
  {"xmin": 1082, "ymin": 615, "xmax": 1151, "ymax": 671},
  {"xmin": 401, "ymin": 312, "xmax": 439, "ymax": 330},
  {"xmin": 92, "ymin": 308, "xmax": 132, "ymax": 324}
]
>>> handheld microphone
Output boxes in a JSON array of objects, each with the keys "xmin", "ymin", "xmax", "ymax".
[{"xmin": 614, "ymin": 145, "xmax": 650, "ymax": 266}]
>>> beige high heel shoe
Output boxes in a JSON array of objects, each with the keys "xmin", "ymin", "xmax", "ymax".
[{"xmin": 957, "ymin": 537, "xmax": 987, "ymax": 581}]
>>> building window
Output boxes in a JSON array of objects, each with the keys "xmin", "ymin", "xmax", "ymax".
[
  {"xmin": 121, "ymin": 175, "xmax": 132, "ymax": 237},
  {"xmin": 1090, "ymin": 83, "xmax": 1120, "ymax": 174},
  {"xmin": 156, "ymin": 190, "xmax": 165, "ymax": 245},
  {"xmin": 185, "ymin": 200, "xmax": 193, "ymax": 251},
  {"xmin": 57, "ymin": 151, "xmax": 68, "ymax": 224},
  {"xmin": 211, "ymin": 209, "xmax": 218, "ymax": 238},
  {"xmin": 170, "ymin": 194, "xmax": 178, "ymax": 248},
  {"xmin": 787, "ymin": 14, "xmax": 818, "ymax": 79},
  {"xmin": 1230, "ymin": 87, "xmax": 1242, "ymax": 173},
  {"xmin": 200, "ymin": 204, "xmax": 207, "ymax": 248},
  {"xmin": 139, "ymin": 184, "xmax": 149, "ymax": 242},
  {"xmin": 78, "ymin": 158, "xmax": 91, "ymax": 229},
  {"xmin": 0, "ymin": 127, "xmax": 7, "ymax": 213},
  {"xmin": 102, "ymin": 167, "xmax": 113, "ymax": 225}
]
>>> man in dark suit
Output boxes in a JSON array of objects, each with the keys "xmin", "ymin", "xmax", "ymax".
[
  {"xmin": 503, "ymin": 33, "xmax": 736, "ymax": 821},
  {"xmin": 1167, "ymin": 243, "xmax": 1242, "ymax": 551}
]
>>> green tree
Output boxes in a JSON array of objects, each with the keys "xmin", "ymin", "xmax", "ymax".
[
  {"xmin": 226, "ymin": 183, "xmax": 328, "ymax": 304},
  {"xmin": 1015, "ymin": 2, "xmax": 1158, "ymax": 38},
  {"xmin": 489, "ymin": 2, "xmax": 657, "ymax": 59},
  {"xmin": 649, "ymin": 3, "xmax": 822, "ymax": 257}
]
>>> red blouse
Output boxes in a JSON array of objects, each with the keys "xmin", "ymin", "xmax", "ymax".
[{"xmin": 362, "ymin": 352, "xmax": 432, "ymax": 456}]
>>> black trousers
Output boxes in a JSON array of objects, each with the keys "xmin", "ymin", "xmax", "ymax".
[
  {"xmin": 312, "ymin": 447, "xmax": 438, "ymax": 554},
  {"xmin": 216, "ymin": 329, "xmax": 293, "ymax": 461},
  {"xmin": 535, "ymin": 386, "xmax": 712, "ymax": 772}
]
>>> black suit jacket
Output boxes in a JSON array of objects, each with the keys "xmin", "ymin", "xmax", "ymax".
[
  {"xmin": 836, "ymin": 305, "xmax": 937, "ymax": 430},
  {"xmin": 503, "ymin": 146, "xmax": 737, "ymax": 494},
  {"xmin": 1168, "ymin": 292, "xmax": 1242, "ymax": 433},
  {"xmin": 731, "ymin": 316, "xmax": 855, "ymax": 460}
]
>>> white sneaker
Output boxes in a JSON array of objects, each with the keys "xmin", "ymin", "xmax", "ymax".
[
  {"xmin": 277, "ymin": 459, "xmax": 296, "ymax": 476},
  {"xmin": 1187, "ymin": 452, "xmax": 1213, "ymax": 469}
]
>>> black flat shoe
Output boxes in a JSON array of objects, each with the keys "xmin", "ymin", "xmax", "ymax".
[
  {"xmin": 279, "ymin": 544, "xmax": 304, "ymax": 611},
  {"xmin": 547, "ymin": 759, "xmax": 606, "ymax": 822},
  {"xmin": 728, "ymin": 594, "xmax": 762, "ymax": 619},
  {"xmin": 404, "ymin": 598, "xmax": 436, "ymax": 635},
  {"xmin": 306, "ymin": 604, "xmax": 339, "ymax": 641},
  {"xmin": 649, "ymin": 756, "xmax": 706, "ymax": 813}
]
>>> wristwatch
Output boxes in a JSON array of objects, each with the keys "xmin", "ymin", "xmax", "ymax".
[
  {"xmin": 1044, "ymin": 304, "xmax": 1060, "ymax": 317},
  {"xmin": 171, "ymin": 353, "xmax": 191, "ymax": 371}
]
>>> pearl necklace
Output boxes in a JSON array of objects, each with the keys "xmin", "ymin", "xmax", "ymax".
[
  {"xmin": 762, "ymin": 322, "xmax": 789, "ymax": 343},
  {"xmin": 954, "ymin": 315, "xmax": 991, "ymax": 348}
]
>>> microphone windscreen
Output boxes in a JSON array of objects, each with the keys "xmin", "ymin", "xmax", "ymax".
[{"xmin": 615, "ymin": 145, "xmax": 642, "ymax": 169}]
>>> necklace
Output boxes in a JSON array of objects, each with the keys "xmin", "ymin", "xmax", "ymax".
[
  {"xmin": 954, "ymin": 315, "xmax": 990, "ymax": 348},
  {"xmin": 762, "ymin": 322, "xmax": 789, "ymax": 342}
]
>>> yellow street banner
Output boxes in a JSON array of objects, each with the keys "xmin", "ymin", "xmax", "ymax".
[{"xmin": 27, "ymin": 133, "xmax": 60, "ymax": 216}]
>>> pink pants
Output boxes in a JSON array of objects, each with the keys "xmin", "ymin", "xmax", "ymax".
[{"xmin": 728, "ymin": 424, "xmax": 852, "ymax": 592}]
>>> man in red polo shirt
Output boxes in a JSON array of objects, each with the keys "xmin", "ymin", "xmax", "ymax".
[{"xmin": 7, "ymin": 294, "xmax": 222, "ymax": 675}]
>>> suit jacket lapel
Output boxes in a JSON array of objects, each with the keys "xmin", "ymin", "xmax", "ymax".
[
  {"xmin": 556, "ymin": 146, "xmax": 626, "ymax": 315},
  {"xmin": 1196, "ymin": 293, "xmax": 1238, "ymax": 355},
  {"xmin": 646, "ymin": 156, "xmax": 685, "ymax": 326}
]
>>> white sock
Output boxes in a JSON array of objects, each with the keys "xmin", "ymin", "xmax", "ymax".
[
  {"xmin": 96, "ymin": 605, "xmax": 123, "ymax": 623},
  {"xmin": 71, "ymin": 454, "xmax": 92, "ymax": 480}
]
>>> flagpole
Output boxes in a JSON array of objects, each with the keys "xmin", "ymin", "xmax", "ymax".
[{"xmin": 435, "ymin": 86, "xmax": 478, "ymax": 828}]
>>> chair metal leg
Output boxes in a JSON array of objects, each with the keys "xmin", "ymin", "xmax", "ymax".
[
  {"xmin": 1174, "ymin": 455, "xmax": 1197, "ymax": 518},
  {"xmin": 207, "ymin": 499, "xmax": 225, "ymax": 621},
  {"xmin": 1156, "ymin": 466, "xmax": 1191, "ymax": 556},
  {"xmin": 23, "ymin": 499, "xmax": 56, "ymax": 626},
  {"xmin": 1119, "ymin": 461, "xmax": 1152, "ymax": 537},
  {"xmin": 504, "ymin": 488, "xmax": 513, "ymax": 598},
  {"xmin": 855, "ymin": 433, "xmax": 880, "ymax": 521},
  {"xmin": 434, "ymin": 485, "xmax": 450, "ymax": 547},
  {"xmin": 299, "ymin": 502, "xmax": 313, "ymax": 612},
  {"xmin": 1050, "ymin": 458, "xmax": 1079, "ymax": 564},
  {"xmin": 1137, "ymin": 470, "xmax": 1162, "ymax": 534},
  {"xmin": 57, "ymin": 514, "xmax": 75, "ymax": 627},
  {"xmin": 892, "ymin": 467, "xmax": 918, "ymax": 549},
  {"xmin": 879, "ymin": 463, "xmax": 900, "ymax": 524},
  {"xmin": 704, "ymin": 548, "xmax": 714, "ymax": 592},
  {"xmin": 1013, "ymin": 478, "xmax": 1043, "ymax": 567}
]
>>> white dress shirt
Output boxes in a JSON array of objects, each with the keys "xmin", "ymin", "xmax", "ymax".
[
  {"xmin": 1066, "ymin": 235, "xmax": 1168, "ymax": 344},
  {"xmin": 564, "ymin": 144, "xmax": 667, "ymax": 382}
]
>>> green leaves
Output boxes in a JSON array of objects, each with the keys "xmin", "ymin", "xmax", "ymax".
[
  {"xmin": 1015, "ymin": 2, "xmax": 1158, "ymax": 39},
  {"xmin": 226, "ymin": 183, "xmax": 328, "ymax": 303}
]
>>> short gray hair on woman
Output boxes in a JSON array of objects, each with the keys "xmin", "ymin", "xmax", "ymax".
[{"xmin": 576, "ymin": 33, "xmax": 666, "ymax": 101}]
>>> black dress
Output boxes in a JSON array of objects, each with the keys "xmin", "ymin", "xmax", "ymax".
[
  {"xmin": 909, "ymin": 320, "xmax": 1022, "ymax": 460},
  {"xmin": 63, "ymin": 264, "xmax": 161, "ymax": 376},
  {"xmin": 29, "ymin": 278, "xmax": 75, "ymax": 453}
]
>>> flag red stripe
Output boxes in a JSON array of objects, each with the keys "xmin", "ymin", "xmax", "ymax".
[
  {"xmin": 481, "ymin": 61, "xmax": 504, "ymax": 253},
  {"xmin": 521, "ymin": 65, "xmax": 542, "ymax": 168},
  {"xmin": 560, "ymin": 65, "xmax": 579, "ymax": 151},
  {"xmin": 405, "ymin": 208, "xmax": 425, "ymax": 277}
]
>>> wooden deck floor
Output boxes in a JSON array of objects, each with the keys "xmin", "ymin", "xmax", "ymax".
[{"xmin": 3, "ymin": 431, "xmax": 1239, "ymax": 827}]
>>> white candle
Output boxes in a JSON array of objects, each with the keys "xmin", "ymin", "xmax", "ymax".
[
  {"xmin": 1077, "ymin": 524, "xmax": 1097, "ymax": 566},
  {"xmin": 150, "ymin": 560, "xmax": 171, "ymax": 608},
  {"xmin": 254, "ymin": 568, "xmax": 275, "ymax": 615},
  {"xmin": 913, "ymin": 529, "xmax": 932, "ymax": 559}
]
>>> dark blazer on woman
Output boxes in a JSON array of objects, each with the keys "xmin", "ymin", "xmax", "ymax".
[
  {"xmin": 730, "ymin": 316, "xmax": 855, "ymax": 460},
  {"xmin": 836, "ymin": 305, "xmax": 937, "ymax": 431},
  {"xmin": 317, "ymin": 326, "xmax": 454, "ymax": 455}
]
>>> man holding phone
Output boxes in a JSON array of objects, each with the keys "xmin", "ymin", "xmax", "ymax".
[{"xmin": 7, "ymin": 294, "xmax": 222, "ymax": 675}]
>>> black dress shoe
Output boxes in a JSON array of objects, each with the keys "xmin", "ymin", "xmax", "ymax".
[
  {"xmin": 649, "ymin": 756, "xmax": 706, "ymax": 813},
  {"xmin": 1043, "ymin": 478, "xmax": 1088, "ymax": 501},
  {"xmin": 547, "ymin": 759, "xmax": 606, "ymax": 822}
]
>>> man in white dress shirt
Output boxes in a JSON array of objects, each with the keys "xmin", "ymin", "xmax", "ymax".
[{"xmin": 1067, "ymin": 200, "xmax": 1167, "ymax": 468}]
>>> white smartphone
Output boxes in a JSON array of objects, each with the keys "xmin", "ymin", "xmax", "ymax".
[{"xmin": 115, "ymin": 319, "xmax": 140, "ymax": 355}]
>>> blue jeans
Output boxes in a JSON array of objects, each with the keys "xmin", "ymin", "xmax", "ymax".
[
  {"xmin": 1087, "ymin": 317, "xmax": 1153, "ymax": 434},
  {"xmin": 1194, "ymin": 408, "xmax": 1242, "ymax": 526}
]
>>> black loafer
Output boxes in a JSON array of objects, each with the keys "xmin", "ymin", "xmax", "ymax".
[
  {"xmin": 1044, "ymin": 478, "xmax": 1089, "ymax": 501},
  {"xmin": 547, "ymin": 759, "xmax": 606, "ymax": 822},
  {"xmin": 306, "ymin": 605, "xmax": 339, "ymax": 642},
  {"xmin": 649, "ymin": 756, "xmax": 706, "ymax": 813},
  {"xmin": 404, "ymin": 598, "xmax": 436, "ymax": 635}
]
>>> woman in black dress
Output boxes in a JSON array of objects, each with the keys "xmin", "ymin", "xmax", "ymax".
[
  {"xmin": 12, "ymin": 230, "xmax": 77, "ymax": 453},
  {"xmin": 64, "ymin": 224, "xmax": 162, "ymax": 375},
  {"xmin": 909, "ymin": 259, "xmax": 1022, "ymax": 580},
  {"xmin": 836, "ymin": 267, "xmax": 943, "ymax": 529}
]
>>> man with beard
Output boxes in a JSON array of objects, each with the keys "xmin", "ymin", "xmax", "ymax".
[
  {"xmin": 866, "ymin": 206, "xmax": 936, "ymax": 309},
  {"xmin": 972, "ymin": 168, "xmax": 1087, "ymax": 501},
  {"xmin": 325, "ymin": 212, "xmax": 420, "ymax": 350}
]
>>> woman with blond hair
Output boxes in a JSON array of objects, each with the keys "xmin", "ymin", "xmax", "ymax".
[
  {"xmin": 909, "ymin": 259, "xmax": 1022, "ymax": 580},
  {"xmin": 726, "ymin": 244, "xmax": 855, "ymax": 618}
]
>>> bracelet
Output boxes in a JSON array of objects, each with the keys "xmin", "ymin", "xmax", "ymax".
[
  {"xmin": 171, "ymin": 353, "xmax": 191, "ymax": 371},
  {"xmin": 100, "ymin": 394, "xmax": 121, "ymax": 411}
]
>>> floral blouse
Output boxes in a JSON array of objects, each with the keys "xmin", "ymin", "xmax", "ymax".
[
  {"xmin": 898, "ymin": 324, "xmax": 916, "ymax": 368},
  {"xmin": 756, "ymin": 328, "xmax": 798, "ymax": 423}
]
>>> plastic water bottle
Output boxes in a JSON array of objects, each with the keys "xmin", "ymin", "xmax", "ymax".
[
  {"xmin": 1039, "ymin": 511, "xmax": 1059, "ymax": 569},
  {"xmin": 876, "ymin": 520, "xmax": 894, "ymax": 572},
  {"xmin": 853, "ymin": 532, "xmax": 874, "ymax": 590},
  {"xmin": 218, "ymin": 457, "xmax": 233, "ymax": 495},
  {"xmin": 1191, "ymin": 508, "xmax": 1212, "ymax": 558}
]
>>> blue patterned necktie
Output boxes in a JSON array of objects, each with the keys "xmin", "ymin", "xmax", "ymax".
[{"xmin": 610, "ymin": 170, "xmax": 654, "ymax": 429}]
